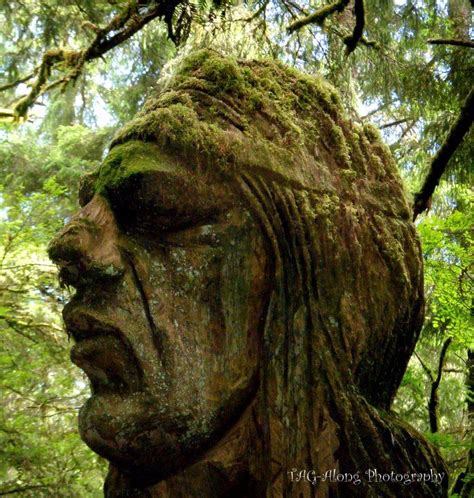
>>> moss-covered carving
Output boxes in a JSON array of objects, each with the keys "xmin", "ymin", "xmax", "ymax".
[{"xmin": 48, "ymin": 51, "xmax": 447, "ymax": 498}]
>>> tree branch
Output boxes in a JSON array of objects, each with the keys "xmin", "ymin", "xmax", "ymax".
[
  {"xmin": 85, "ymin": 1, "xmax": 182, "ymax": 60},
  {"xmin": 428, "ymin": 38, "xmax": 474, "ymax": 49},
  {"xmin": 413, "ymin": 84, "xmax": 474, "ymax": 220},
  {"xmin": 380, "ymin": 117, "xmax": 410, "ymax": 129},
  {"xmin": 343, "ymin": 0, "xmax": 365, "ymax": 54},
  {"xmin": 287, "ymin": 0, "xmax": 350, "ymax": 34},
  {"xmin": 10, "ymin": 0, "xmax": 185, "ymax": 120},
  {"xmin": 0, "ymin": 484, "xmax": 51, "ymax": 495},
  {"xmin": 0, "ymin": 69, "xmax": 37, "ymax": 92},
  {"xmin": 415, "ymin": 351, "xmax": 434, "ymax": 382},
  {"xmin": 13, "ymin": 49, "xmax": 68, "ymax": 118},
  {"xmin": 428, "ymin": 337, "xmax": 452, "ymax": 433},
  {"xmin": 239, "ymin": 0, "xmax": 270, "ymax": 22}
]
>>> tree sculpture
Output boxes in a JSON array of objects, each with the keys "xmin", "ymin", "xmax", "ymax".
[{"xmin": 48, "ymin": 50, "xmax": 447, "ymax": 497}]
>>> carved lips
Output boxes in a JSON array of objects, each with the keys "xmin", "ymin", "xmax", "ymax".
[{"xmin": 64, "ymin": 303, "xmax": 141, "ymax": 395}]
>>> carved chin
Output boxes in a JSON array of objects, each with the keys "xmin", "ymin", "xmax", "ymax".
[
  {"xmin": 78, "ymin": 394, "xmax": 191, "ymax": 480},
  {"xmin": 77, "ymin": 370, "xmax": 260, "ymax": 482}
]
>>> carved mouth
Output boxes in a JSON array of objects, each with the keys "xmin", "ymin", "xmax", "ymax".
[{"xmin": 64, "ymin": 304, "xmax": 141, "ymax": 395}]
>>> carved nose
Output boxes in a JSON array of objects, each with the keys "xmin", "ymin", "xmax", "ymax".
[{"xmin": 48, "ymin": 195, "xmax": 125, "ymax": 288}]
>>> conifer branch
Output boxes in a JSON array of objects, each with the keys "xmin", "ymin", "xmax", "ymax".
[{"xmin": 4, "ymin": 0, "xmax": 185, "ymax": 120}]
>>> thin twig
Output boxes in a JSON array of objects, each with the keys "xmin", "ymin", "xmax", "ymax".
[
  {"xmin": 238, "ymin": 0, "xmax": 269, "ymax": 22},
  {"xmin": 0, "ymin": 69, "xmax": 38, "ymax": 92},
  {"xmin": 415, "ymin": 351, "xmax": 434, "ymax": 382},
  {"xmin": 380, "ymin": 118, "xmax": 410, "ymax": 129}
]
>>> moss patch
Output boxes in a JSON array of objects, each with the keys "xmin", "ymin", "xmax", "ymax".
[
  {"xmin": 95, "ymin": 141, "xmax": 179, "ymax": 193},
  {"xmin": 101, "ymin": 49, "xmax": 409, "ymax": 218},
  {"xmin": 110, "ymin": 50, "xmax": 362, "ymax": 184}
]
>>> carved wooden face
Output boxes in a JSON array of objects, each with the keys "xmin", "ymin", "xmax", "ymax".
[{"xmin": 48, "ymin": 141, "xmax": 271, "ymax": 480}]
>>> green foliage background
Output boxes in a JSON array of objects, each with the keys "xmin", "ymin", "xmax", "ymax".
[{"xmin": 0, "ymin": 0, "xmax": 472, "ymax": 495}]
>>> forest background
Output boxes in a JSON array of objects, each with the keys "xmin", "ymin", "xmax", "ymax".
[{"xmin": 0, "ymin": 1, "xmax": 472, "ymax": 496}]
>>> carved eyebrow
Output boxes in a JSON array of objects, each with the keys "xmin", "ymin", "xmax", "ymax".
[
  {"xmin": 95, "ymin": 140, "xmax": 187, "ymax": 194},
  {"xmin": 102, "ymin": 168, "xmax": 232, "ymax": 236},
  {"xmin": 92, "ymin": 140, "xmax": 237, "ymax": 229}
]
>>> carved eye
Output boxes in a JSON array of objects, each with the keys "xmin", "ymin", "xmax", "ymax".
[
  {"xmin": 94, "ymin": 140, "xmax": 235, "ymax": 236},
  {"xmin": 105, "ymin": 172, "xmax": 221, "ymax": 235},
  {"xmin": 161, "ymin": 223, "xmax": 223, "ymax": 247}
]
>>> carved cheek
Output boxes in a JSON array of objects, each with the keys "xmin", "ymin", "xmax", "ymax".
[{"xmin": 138, "ymin": 219, "xmax": 269, "ymax": 405}]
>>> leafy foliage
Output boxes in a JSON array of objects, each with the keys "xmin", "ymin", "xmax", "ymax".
[
  {"xmin": 0, "ymin": 131, "xmax": 113, "ymax": 494},
  {"xmin": 394, "ymin": 194, "xmax": 473, "ymax": 488}
]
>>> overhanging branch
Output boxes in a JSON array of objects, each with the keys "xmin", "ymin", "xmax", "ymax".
[
  {"xmin": 0, "ymin": 69, "xmax": 38, "ymax": 92},
  {"xmin": 6, "ymin": 0, "xmax": 185, "ymax": 120},
  {"xmin": 428, "ymin": 38, "xmax": 474, "ymax": 49},
  {"xmin": 413, "ymin": 85, "xmax": 474, "ymax": 220},
  {"xmin": 343, "ymin": 0, "xmax": 365, "ymax": 54},
  {"xmin": 287, "ymin": 0, "xmax": 350, "ymax": 33}
]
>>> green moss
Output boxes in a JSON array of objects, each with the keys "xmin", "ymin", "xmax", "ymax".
[
  {"xmin": 201, "ymin": 57, "xmax": 244, "ymax": 93},
  {"xmin": 329, "ymin": 122, "xmax": 351, "ymax": 168},
  {"xmin": 363, "ymin": 123, "xmax": 382, "ymax": 143},
  {"xmin": 174, "ymin": 50, "xmax": 216, "ymax": 78},
  {"xmin": 103, "ymin": 48, "xmax": 402, "ymax": 212},
  {"xmin": 293, "ymin": 71, "xmax": 343, "ymax": 116},
  {"xmin": 95, "ymin": 141, "xmax": 178, "ymax": 193},
  {"xmin": 341, "ymin": 169, "xmax": 357, "ymax": 181},
  {"xmin": 373, "ymin": 214, "xmax": 410, "ymax": 284},
  {"xmin": 113, "ymin": 50, "xmax": 350, "ymax": 163},
  {"xmin": 313, "ymin": 193, "xmax": 339, "ymax": 218}
]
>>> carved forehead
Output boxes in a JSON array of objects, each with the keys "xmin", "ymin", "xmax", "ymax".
[{"xmin": 79, "ymin": 50, "xmax": 411, "ymax": 227}]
